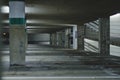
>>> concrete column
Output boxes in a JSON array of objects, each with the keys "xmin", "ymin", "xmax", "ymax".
[
  {"xmin": 51, "ymin": 33, "xmax": 57, "ymax": 46},
  {"xmin": 56, "ymin": 32, "xmax": 58, "ymax": 46},
  {"xmin": 57, "ymin": 32, "xmax": 60, "ymax": 46},
  {"xmin": 50, "ymin": 33, "xmax": 52, "ymax": 45},
  {"xmin": 57, "ymin": 32, "xmax": 62, "ymax": 47},
  {"xmin": 61, "ymin": 30, "xmax": 65, "ymax": 47},
  {"xmin": 68, "ymin": 28, "xmax": 72, "ymax": 48},
  {"xmin": 77, "ymin": 25, "xmax": 85, "ymax": 51},
  {"xmin": 54, "ymin": 33, "xmax": 57, "ymax": 46},
  {"xmin": 51, "ymin": 33, "xmax": 54, "ymax": 45},
  {"xmin": 65, "ymin": 29, "xmax": 69, "ymax": 48},
  {"xmin": 99, "ymin": 17, "xmax": 110, "ymax": 56},
  {"xmin": 73, "ymin": 25, "xmax": 78, "ymax": 49},
  {"xmin": 9, "ymin": 0, "xmax": 27, "ymax": 66}
]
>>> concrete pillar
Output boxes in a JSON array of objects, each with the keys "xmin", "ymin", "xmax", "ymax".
[
  {"xmin": 77, "ymin": 25, "xmax": 85, "ymax": 51},
  {"xmin": 61, "ymin": 30, "xmax": 65, "ymax": 47},
  {"xmin": 73, "ymin": 25, "xmax": 78, "ymax": 49},
  {"xmin": 50, "ymin": 34, "xmax": 53, "ymax": 45},
  {"xmin": 99, "ymin": 17, "xmax": 110, "ymax": 56},
  {"xmin": 57, "ymin": 32, "xmax": 61, "ymax": 47},
  {"xmin": 9, "ymin": 0, "xmax": 27, "ymax": 66},
  {"xmin": 54, "ymin": 33, "xmax": 57, "ymax": 46},
  {"xmin": 57, "ymin": 32, "xmax": 62, "ymax": 47},
  {"xmin": 56, "ymin": 32, "xmax": 59, "ymax": 46},
  {"xmin": 68, "ymin": 28, "xmax": 72, "ymax": 48},
  {"xmin": 50, "ymin": 33, "xmax": 54, "ymax": 45},
  {"xmin": 51, "ymin": 33, "xmax": 57, "ymax": 46},
  {"xmin": 50, "ymin": 33, "xmax": 52, "ymax": 45},
  {"xmin": 65, "ymin": 29, "xmax": 69, "ymax": 48}
]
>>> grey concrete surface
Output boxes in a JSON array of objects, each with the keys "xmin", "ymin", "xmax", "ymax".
[
  {"xmin": 1, "ymin": 44, "xmax": 120, "ymax": 79},
  {"xmin": 2, "ymin": 76, "xmax": 120, "ymax": 80},
  {"xmin": 9, "ymin": 27, "xmax": 27, "ymax": 66}
]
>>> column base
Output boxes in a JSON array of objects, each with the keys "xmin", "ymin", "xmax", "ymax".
[{"xmin": 10, "ymin": 64, "xmax": 26, "ymax": 71}]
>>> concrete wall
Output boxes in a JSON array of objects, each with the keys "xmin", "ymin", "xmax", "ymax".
[{"xmin": 28, "ymin": 34, "xmax": 50, "ymax": 44}]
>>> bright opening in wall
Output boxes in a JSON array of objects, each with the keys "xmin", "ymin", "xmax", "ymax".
[{"xmin": 1, "ymin": 6, "xmax": 9, "ymax": 13}]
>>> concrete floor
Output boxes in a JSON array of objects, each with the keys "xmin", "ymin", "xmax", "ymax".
[{"xmin": 1, "ymin": 44, "xmax": 120, "ymax": 80}]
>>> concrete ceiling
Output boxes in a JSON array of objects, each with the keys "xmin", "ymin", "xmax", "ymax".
[{"xmin": 1, "ymin": 0, "xmax": 120, "ymax": 33}]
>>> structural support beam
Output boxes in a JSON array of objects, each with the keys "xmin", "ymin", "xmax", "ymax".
[
  {"xmin": 50, "ymin": 33, "xmax": 52, "ymax": 45},
  {"xmin": 9, "ymin": 0, "xmax": 27, "ymax": 66},
  {"xmin": 57, "ymin": 31, "xmax": 65, "ymax": 47},
  {"xmin": 62, "ymin": 30, "xmax": 65, "ymax": 47},
  {"xmin": 77, "ymin": 25, "xmax": 85, "ymax": 51},
  {"xmin": 64, "ymin": 28, "xmax": 70, "ymax": 48},
  {"xmin": 57, "ymin": 32, "xmax": 63, "ymax": 47},
  {"xmin": 51, "ymin": 33, "xmax": 57, "ymax": 46},
  {"xmin": 99, "ymin": 17, "xmax": 110, "ymax": 56},
  {"xmin": 73, "ymin": 25, "xmax": 78, "ymax": 49}
]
